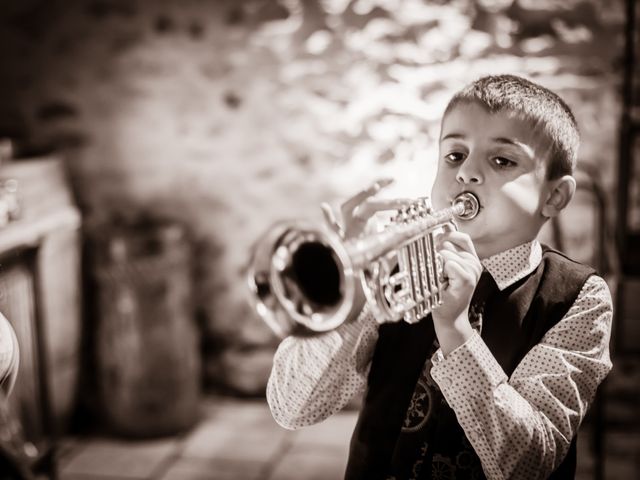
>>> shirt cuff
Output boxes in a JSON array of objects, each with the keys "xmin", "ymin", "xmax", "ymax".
[{"xmin": 430, "ymin": 331, "xmax": 507, "ymax": 400}]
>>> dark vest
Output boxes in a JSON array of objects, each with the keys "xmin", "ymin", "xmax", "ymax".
[{"xmin": 345, "ymin": 246, "xmax": 595, "ymax": 480}]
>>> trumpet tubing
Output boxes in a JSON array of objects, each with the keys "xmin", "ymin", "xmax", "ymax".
[{"xmin": 247, "ymin": 191, "xmax": 479, "ymax": 337}]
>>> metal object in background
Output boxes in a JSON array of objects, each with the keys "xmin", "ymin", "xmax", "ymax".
[
  {"xmin": 248, "ymin": 191, "xmax": 479, "ymax": 338},
  {"xmin": 0, "ymin": 140, "xmax": 21, "ymax": 227},
  {"xmin": 0, "ymin": 178, "xmax": 21, "ymax": 225}
]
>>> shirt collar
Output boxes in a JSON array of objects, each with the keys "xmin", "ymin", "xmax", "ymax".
[{"xmin": 481, "ymin": 240, "xmax": 542, "ymax": 291}]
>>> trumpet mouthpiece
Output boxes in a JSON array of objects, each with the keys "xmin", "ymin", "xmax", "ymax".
[{"xmin": 453, "ymin": 192, "xmax": 480, "ymax": 220}]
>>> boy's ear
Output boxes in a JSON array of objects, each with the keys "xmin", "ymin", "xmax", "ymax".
[{"xmin": 542, "ymin": 175, "xmax": 576, "ymax": 218}]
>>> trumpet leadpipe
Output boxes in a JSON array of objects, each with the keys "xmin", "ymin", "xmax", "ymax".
[{"xmin": 346, "ymin": 192, "xmax": 479, "ymax": 268}]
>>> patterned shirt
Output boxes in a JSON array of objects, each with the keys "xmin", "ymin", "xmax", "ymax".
[
  {"xmin": 0, "ymin": 311, "xmax": 19, "ymax": 396},
  {"xmin": 266, "ymin": 240, "xmax": 613, "ymax": 479}
]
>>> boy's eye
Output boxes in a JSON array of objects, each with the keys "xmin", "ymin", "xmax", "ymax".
[
  {"xmin": 492, "ymin": 156, "xmax": 516, "ymax": 168},
  {"xmin": 445, "ymin": 152, "xmax": 466, "ymax": 164}
]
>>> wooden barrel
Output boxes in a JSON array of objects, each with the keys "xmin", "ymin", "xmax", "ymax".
[{"xmin": 93, "ymin": 223, "xmax": 200, "ymax": 437}]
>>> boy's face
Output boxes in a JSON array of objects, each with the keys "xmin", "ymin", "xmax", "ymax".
[{"xmin": 431, "ymin": 102, "xmax": 554, "ymax": 259}]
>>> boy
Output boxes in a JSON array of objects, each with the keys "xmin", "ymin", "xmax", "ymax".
[{"xmin": 266, "ymin": 74, "xmax": 612, "ymax": 479}]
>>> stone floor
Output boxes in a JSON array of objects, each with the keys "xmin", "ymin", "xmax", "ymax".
[
  {"xmin": 57, "ymin": 396, "xmax": 355, "ymax": 480},
  {"xmin": 56, "ymin": 396, "xmax": 638, "ymax": 480}
]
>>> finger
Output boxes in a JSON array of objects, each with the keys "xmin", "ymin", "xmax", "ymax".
[
  {"xmin": 341, "ymin": 178, "xmax": 394, "ymax": 213},
  {"xmin": 353, "ymin": 197, "xmax": 415, "ymax": 220},
  {"xmin": 320, "ymin": 202, "xmax": 345, "ymax": 237},
  {"xmin": 440, "ymin": 223, "xmax": 456, "ymax": 234},
  {"xmin": 439, "ymin": 241, "xmax": 476, "ymax": 260},
  {"xmin": 440, "ymin": 253, "xmax": 477, "ymax": 286},
  {"xmin": 439, "ymin": 240, "xmax": 458, "ymax": 252},
  {"xmin": 438, "ymin": 249, "xmax": 482, "ymax": 280},
  {"xmin": 436, "ymin": 230, "xmax": 478, "ymax": 257},
  {"xmin": 442, "ymin": 259, "xmax": 474, "ymax": 287}
]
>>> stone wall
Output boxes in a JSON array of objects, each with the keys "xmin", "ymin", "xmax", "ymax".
[{"xmin": 0, "ymin": 0, "xmax": 625, "ymax": 395}]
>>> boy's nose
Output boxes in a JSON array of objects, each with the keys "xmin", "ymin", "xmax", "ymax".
[{"xmin": 456, "ymin": 158, "xmax": 483, "ymax": 185}]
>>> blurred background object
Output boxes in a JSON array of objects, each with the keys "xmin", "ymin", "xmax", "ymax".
[
  {"xmin": 88, "ymin": 220, "xmax": 200, "ymax": 438},
  {"xmin": 0, "ymin": 0, "xmax": 636, "ymax": 479}
]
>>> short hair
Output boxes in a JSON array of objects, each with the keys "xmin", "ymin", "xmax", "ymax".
[{"xmin": 443, "ymin": 74, "xmax": 580, "ymax": 179}]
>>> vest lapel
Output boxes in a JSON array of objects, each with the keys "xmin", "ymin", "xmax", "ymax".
[{"xmin": 482, "ymin": 270, "xmax": 541, "ymax": 375}]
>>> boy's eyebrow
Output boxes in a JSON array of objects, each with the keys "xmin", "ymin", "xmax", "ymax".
[
  {"xmin": 440, "ymin": 132, "xmax": 465, "ymax": 141},
  {"xmin": 493, "ymin": 137, "xmax": 524, "ymax": 147},
  {"xmin": 441, "ymin": 133, "xmax": 522, "ymax": 146},
  {"xmin": 493, "ymin": 137, "xmax": 536, "ymax": 158},
  {"xmin": 441, "ymin": 133, "xmax": 534, "ymax": 153}
]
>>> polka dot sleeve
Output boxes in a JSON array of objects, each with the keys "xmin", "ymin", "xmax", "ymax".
[
  {"xmin": 430, "ymin": 274, "xmax": 613, "ymax": 480},
  {"xmin": 266, "ymin": 306, "xmax": 379, "ymax": 430},
  {"xmin": 0, "ymin": 311, "xmax": 19, "ymax": 396}
]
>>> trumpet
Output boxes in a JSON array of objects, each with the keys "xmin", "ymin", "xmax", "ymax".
[{"xmin": 247, "ymin": 191, "xmax": 480, "ymax": 337}]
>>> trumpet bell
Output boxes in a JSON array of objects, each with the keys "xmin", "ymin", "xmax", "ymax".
[{"xmin": 247, "ymin": 220, "xmax": 363, "ymax": 337}]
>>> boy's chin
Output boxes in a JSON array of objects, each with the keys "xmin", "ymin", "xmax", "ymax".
[
  {"xmin": 451, "ymin": 218, "xmax": 478, "ymax": 234},
  {"xmin": 451, "ymin": 221, "xmax": 488, "ymax": 245}
]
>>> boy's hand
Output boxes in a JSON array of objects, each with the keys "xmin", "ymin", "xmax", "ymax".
[
  {"xmin": 321, "ymin": 178, "xmax": 413, "ymax": 239},
  {"xmin": 432, "ymin": 228, "xmax": 482, "ymax": 355}
]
